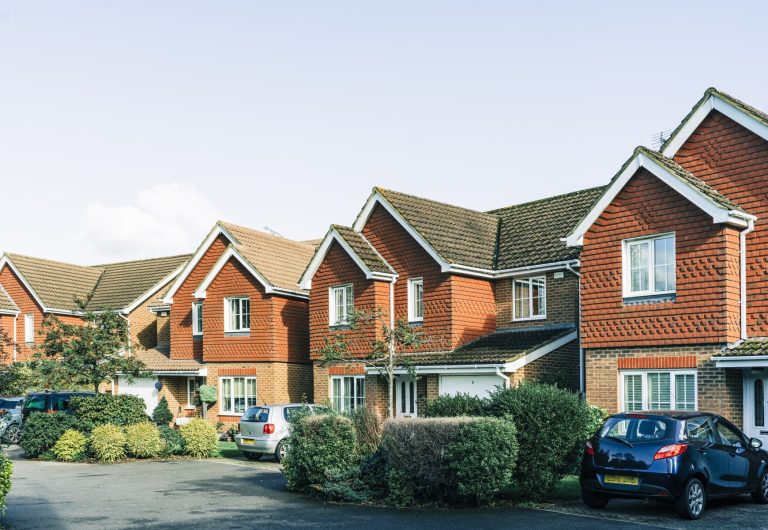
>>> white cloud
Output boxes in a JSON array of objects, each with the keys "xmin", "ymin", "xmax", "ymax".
[{"xmin": 82, "ymin": 182, "xmax": 221, "ymax": 262}]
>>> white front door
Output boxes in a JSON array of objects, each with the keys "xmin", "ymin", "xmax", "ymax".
[
  {"xmin": 396, "ymin": 376, "xmax": 417, "ymax": 417},
  {"xmin": 744, "ymin": 373, "xmax": 768, "ymax": 447}
]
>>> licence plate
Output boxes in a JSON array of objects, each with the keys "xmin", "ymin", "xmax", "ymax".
[
  {"xmin": 604, "ymin": 475, "xmax": 639, "ymax": 485},
  {"xmin": 241, "ymin": 439, "xmax": 255, "ymax": 445}
]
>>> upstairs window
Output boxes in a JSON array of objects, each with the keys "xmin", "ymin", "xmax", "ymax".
[
  {"xmin": 513, "ymin": 276, "xmax": 546, "ymax": 320},
  {"xmin": 192, "ymin": 302, "xmax": 203, "ymax": 336},
  {"xmin": 329, "ymin": 284, "xmax": 354, "ymax": 326},
  {"xmin": 24, "ymin": 314, "xmax": 34, "ymax": 343},
  {"xmin": 408, "ymin": 278, "xmax": 424, "ymax": 322},
  {"xmin": 623, "ymin": 233, "xmax": 676, "ymax": 297},
  {"xmin": 224, "ymin": 297, "xmax": 250, "ymax": 332}
]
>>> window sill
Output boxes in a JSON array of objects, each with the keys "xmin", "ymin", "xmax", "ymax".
[
  {"xmin": 329, "ymin": 324, "xmax": 352, "ymax": 331},
  {"xmin": 192, "ymin": 334, "xmax": 203, "ymax": 342},
  {"xmin": 511, "ymin": 316, "xmax": 547, "ymax": 323},
  {"xmin": 224, "ymin": 331, "xmax": 250, "ymax": 337},
  {"xmin": 408, "ymin": 320, "xmax": 423, "ymax": 327},
  {"xmin": 623, "ymin": 293, "xmax": 676, "ymax": 306},
  {"xmin": 184, "ymin": 405, "xmax": 196, "ymax": 410},
  {"xmin": 217, "ymin": 412, "xmax": 243, "ymax": 417}
]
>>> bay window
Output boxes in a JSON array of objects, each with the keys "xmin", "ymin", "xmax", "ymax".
[
  {"xmin": 623, "ymin": 233, "xmax": 676, "ymax": 297},
  {"xmin": 219, "ymin": 376, "xmax": 257, "ymax": 414},
  {"xmin": 621, "ymin": 370, "xmax": 696, "ymax": 412},
  {"xmin": 513, "ymin": 276, "xmax": 546, "ymax": 320},
  {"xmin": 331, "ymin": 376, "xmax": 365, "ymax": 412},
  {"xmin": 224, "ymin": 297, "xmax": 250, "ymax": 332}
]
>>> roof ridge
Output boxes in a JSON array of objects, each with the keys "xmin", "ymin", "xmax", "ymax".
[
  {"xmin": 5, "ymin": 252, "xmax": 104, "ymax": 272},
  {"xmin": 218, "ymin": 220, "xmax": 317, "ymax": 249},
  {"xmin": 90, "ymin": 253, "xmax": 192, "ymax": 268},
  {"xmin": 375, "ymin": 187, "xmax": 498, "ymax": 220},
  {"xmin": 486, "ymin": 185, "xmax": 607, "ymax": 214}
]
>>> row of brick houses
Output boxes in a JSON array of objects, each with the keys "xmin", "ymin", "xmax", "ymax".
[{"xmin": 2, "ymin": 87, "xmax": 768, "ymax": 445}]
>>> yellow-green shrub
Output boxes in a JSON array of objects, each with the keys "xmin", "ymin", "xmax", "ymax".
[
  {"xmin": 0, "ymin": 451, "xmax": 11, "ymax": 513},
  {"xmin": 125, "ymin": 422, "xmax": 163, "ymax": 458},
  {"xmin": 52, "ymin": 430, "xmax": 88, "ymax": 462},
  {"xmin": 89, "ymin": 424, "xmax": 126, "ymax": 463},
  {"xmin": 180, "ymin": 419, "xmax": 217, "ymax": 458}
]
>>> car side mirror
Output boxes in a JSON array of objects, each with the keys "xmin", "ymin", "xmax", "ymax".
[{"xmin": 750, "ymin": 437, "xmax": 763, "ymax": 449}]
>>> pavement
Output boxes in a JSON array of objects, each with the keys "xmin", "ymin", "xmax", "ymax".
[{"xmin": 1, "ymin": 446, "xmax": 764, "ymax": 529}]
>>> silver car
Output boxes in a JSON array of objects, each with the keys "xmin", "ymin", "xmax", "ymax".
[{"xmin": 235, "ymin": 403, "xmax": 329, "ymax": 462}]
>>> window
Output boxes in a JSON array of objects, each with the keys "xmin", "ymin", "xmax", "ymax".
[
  {"xmin": 623, "ymin": 233, "xmax": 676, "ymax": 297},
  {"xmin": 329, "ymin": 284, "xmax": 354, "ymax": 326},
  {"xmin": 620, "ymin": 370, "xmax": 696, "ymax": 412},
  {"xmin": 242, "ymin": 407, "xmax": 269, "ymax": 423},
  {"xmin": 513, "ymin": 277, "xmax": 546, "ymax": 320},
  {"xmin": 331, "ymin": 376, "xmax": 365, "ymax": 412},
  {"xmin": 24, "ymin": 314, "xmax": 34, "ymax": 343},
  {"xmin": 219, "ymin": 376, "xmax": 257, "ymax": 415},
  {"xmin": 408, "ymin": 278, "xmax": 424, "ymax": 322},
  {"xmin": 715, "ymin": 419, "xmax": 745, "ymax": 448},
  {"xmin": 192, "ymin": 302, "xmax": 203, "ymax": 336},
  {"xmin": 686, "ymin": 417, "xmax": 717, "ymax": 444},
  {"xmin": 600, "ymin": 417, "xmax": 674, "ymax": 443},
  {"xmin": 224, "ymin": 297, "xmax": 250, "ymax": 332},
  {"xmin": 756, "ymin": 379, "xmax": 765, "ymax": 427},
  {"xmin": 186, "ymin": 378, "xmax": 200, "ymax": 407}
]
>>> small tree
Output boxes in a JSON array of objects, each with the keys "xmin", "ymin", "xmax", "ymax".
[
  {"xmin": 36, "ymin": 300, "xmax": 149, "ymax": 393},
  {"xmin": 152, "ymin": 396, "xmax": 174, "ymax": 426},
  {"xmin": 317, "ymin": 308, "xmax": 426, "ymax": 419}
]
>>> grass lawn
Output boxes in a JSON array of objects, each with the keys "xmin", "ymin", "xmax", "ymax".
[
  {"xmin": 501, "ymin": 475, "xmax": 580, "ymax": 501},
  {"xmin": 217, "ymin": 441, "xmax": 242, "ymax": 459}
]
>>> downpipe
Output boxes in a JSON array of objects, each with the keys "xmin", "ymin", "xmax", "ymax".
[
  {"xmin": 495, "ymin": 366, "xmax": 510, "ymax": 388},
  {"xmin": 565, "ymin": 263, "xmax": 586, "ymax": 398},
  {"xmin": 740, "ymin": 220, "xmax": 755, "ymax": 340}
]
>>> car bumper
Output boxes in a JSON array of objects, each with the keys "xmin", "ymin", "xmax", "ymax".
[
  {"xmin": 581, "ymin": 463, "xmax": 687, "ymax": 499},
  {"xmin": 235, "ymin": 435, "xmax": 277, "ymax": 454}
]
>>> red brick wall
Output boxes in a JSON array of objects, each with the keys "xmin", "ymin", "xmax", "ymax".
[
  {"xmin": 0, "ymin": 314, "xmax": 16, "ymax": 363},
  {"xmin": 674, "ymin": 110, "xmax": 768, "ymax": 336},
  {"xmin": 580, "ymin": 168, "xmax": 741, "ymax": 348}
]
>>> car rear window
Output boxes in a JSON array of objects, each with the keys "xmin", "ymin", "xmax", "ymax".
[
  {"xmin": 284, "ymin": 406, "xmax": 310, "ymax": 421},
  {"xmin": 241, "ymin": 407, "xmax": 269, "ymax": 423},
  {"xmin": 600, "ymin": 416, "xmax": 675, "ymax": 443}
]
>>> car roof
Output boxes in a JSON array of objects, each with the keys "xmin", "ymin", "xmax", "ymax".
[
  {"xmin": 615, "ymin": 410, "xmax": 717, "ymax": 420},
  {"xmin": 0, "ymin": 397, "xmax": 24, "ymax": 401},
  {"xmin": 257, "ymin": 403, "xmax": 317, "ymax": 408}
]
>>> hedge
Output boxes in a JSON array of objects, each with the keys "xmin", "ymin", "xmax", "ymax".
[
  {"xmin": 69, "ymin": 394, "xmax": 148, "ymax": 427},
  {"xmin": 20, "ymin": 412, "xmax": 88, "ymax": 458},
  {"xmin": 180, "ymin": 419, "xmax": 218, "ymax": 458},
  {"xmin": 0, "ymin": 451, "xmax": 11, "ymax": 513},
  {"xmin": 423, "ymin": 393, "xmax": 488, "ymax": 418}
]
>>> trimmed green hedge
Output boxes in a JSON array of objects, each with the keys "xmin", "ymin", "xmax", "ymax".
[
  {"xmin": 69, "ymin": 394, "xmax": 148, "ymax": 427},
  {"xmin": 20, "ymin": 413, "xmax": 89, "ymax": 458},
  {"xmin": 423, "ymin": 393, "xmax": 488, "ymax": 418}
]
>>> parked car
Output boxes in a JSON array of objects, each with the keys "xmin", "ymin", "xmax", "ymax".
[
  {"xmin": 235, "ymin": 403, "xmax": 330, "ymax": 462},
  {"xmin": 580, "ymin": 411, "xmax": 768, "ymax": 519},
  {"xmin": 22, "ymin": 391, "xmax": 96, "ymax": 422},
  {"xmin": 0, "ymin": 397, "xmax": 24, "ymax": 444}
]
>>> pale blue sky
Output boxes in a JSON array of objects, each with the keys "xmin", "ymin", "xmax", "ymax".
[{"xmin": 1, "ymin": 1, "xmax": 767, "ymax": 263}]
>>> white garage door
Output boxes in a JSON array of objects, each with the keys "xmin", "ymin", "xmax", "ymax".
[
  {"xmin": 118, "ymin": 377, "xmax": 159, "ymax": 414},
  {"xmin": 440, "ymin": 375, "xmax": 504, "ymax": 398}
]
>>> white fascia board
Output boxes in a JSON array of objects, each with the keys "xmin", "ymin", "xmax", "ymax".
[
  {"xmin": 0, "ymin": 309, "xmax": 19, "ymax": 316},
  {"xmin": 504, "ymin": 330, "xmax": 577, "ymax": 372},
  {"xmin": 714, "ymin": 355, "xmax": 768, "ymax": 368},
  {"xmin": 162, "ymin": 224, "xmax": 238, "ymax": 304},
  {"xmin": 565, "ymin": 152, "xmax": 751, "ymax": 247},
  {"xmin": 0, "ymin": 256, "xmax": 49, "ymax": 313},
  {"xmin": 194, "ymin": 246, "xmax": 308, "ymax": 301},
  {"xmin": 367, "ymin": 363, "xmax": 503, "ymax": 375},
  {"xmin": 662, "ymin": 95, "xmax": 768, "ymax": 158},
  {"xmin": 122, "ymin": 262, "xmax": 187, "ymax": 314},
  {"xmin": 299, "ymin": 227, "xmax": 397, "ymax": 290},
  {"xmin": 352, "ymin": 191, "xmax": 452, "ymax": 272},
  {"xmin": 492, "ymin": 260, "xmax": 579, "ymax": 279}
]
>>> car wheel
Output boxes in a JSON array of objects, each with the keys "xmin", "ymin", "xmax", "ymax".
[
  {"xmin": 243, "ymin": 452, "xmax": 262, "ymax": 461},
  {"xmin": 752, "ymin": 470, "xmax": 768, "ymax": 504},
  {"xmin": 275, "ymin": 440, "xmax": 288, "ymax": 463},
  {"xmin": 581, "ymin": 489, "xmax": 609, "ymax": 509},
  {"xmin": 4, "ymin": 425, "xmax": 21, "ymax": 445},
  {"xmin": 676, "ymin": 478, "xmax": 706, "ymax": 520}
]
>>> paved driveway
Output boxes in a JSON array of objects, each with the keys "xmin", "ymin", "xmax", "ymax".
[{"xmin": 2, "ymin": 448, "xmax": 648, "ymax": 530}]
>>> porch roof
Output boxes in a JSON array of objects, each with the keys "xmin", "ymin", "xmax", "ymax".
[{"xmin": 135, "ymin": 347, "xmax": 204, "ymax": 373}]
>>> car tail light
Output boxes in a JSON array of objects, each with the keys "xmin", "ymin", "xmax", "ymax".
[
  {"xmin": 585, "ymin": 441, "xmax": 594, "ymax": 456},
  {"xmin": 654, "ymin": 444, "xmax": 688, "ymax": 460},
  {"xmin": 263, "ymin": 423, "xmax": 275, "ymax": 434}
]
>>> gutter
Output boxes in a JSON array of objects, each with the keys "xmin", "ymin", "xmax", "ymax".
[
  {"xmin": 740, "ymin": 220, "xmax": 755, "ymax": 340},
  {"xmin": 495, "ymin": 366, "xmax": 510, "ymax": 388}
]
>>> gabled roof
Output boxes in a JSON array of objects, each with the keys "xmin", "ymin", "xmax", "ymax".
[
  {"xmin": 299, "ymin": 225, "xmax": 396, "ymax": 290},
  {"xmin": 565, "ymin": 146, "xmax": 755, "ymax": 247},
  {"xmin": 165, "ymin": 221, "xmax": 316, "ymax": 303},
  {"xmin": 0, "ymin": 285, "xmax": 18, "ymax": 315},
  {"xmin": 662, "ymin": 87, "xmax": 768, "ymax": 157},
  {"xmin": 134, "ymin": 347, "xmax": 205, "ymax": 374}
]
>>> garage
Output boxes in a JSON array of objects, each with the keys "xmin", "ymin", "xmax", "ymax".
[
  {"xmin": 439, "ymin": 374, "xmax": 504, "ymax": 398},
  {"xmin": 118, "ymin": 377, "xmax": 159, "ymax": 414}
]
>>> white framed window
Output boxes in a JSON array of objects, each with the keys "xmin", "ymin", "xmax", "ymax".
[
  {"xmin": 219, "ymin": 376, "xmax": 257, "ymax": 414},
  {"xmin": 192, "ymin": 302, "xmax": 203, "ymax": 336},
  {"xmin": 408, "ymin": 278, "xmax": 424, "ymax": 322},
  {"xmin": 329, "ymin": 284, "xmax": 354, "ymax": 326},
  {"xmin": 620, "ymin": 370, "xmax": 696, "ymax": 412},
  {"xmin": 512, "ymin": 276, "xmax": 546, "ymax": 321},
  {"xmin": 224, "ymin": 297, "xmax": 250, "ymax": 332},
  {"xmin": 331, "ymin": 376, "xmax": 365, "ymax": 412},
  {"xmin": 24, "ymin": 314, "xmax": 34, "ymax": 343},
  {"xmin": 623, "ymin": 233, "xmax": 676, "ymax": 297},
  {"xmin": 186, "ymin": 377, "xmax": 200, "ymax": 408}
]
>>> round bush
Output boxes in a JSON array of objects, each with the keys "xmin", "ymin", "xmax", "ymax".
[
  {"xmin": 158, "ymin": 426, "xmax": 184, "ymax": 456},
  {"xmin": 52, "ymin": 430, "xmax": 88, "ymax": 462},
  {"xmin": 180, "ymin": 419, "xmax": 217, "ymax": 458},
  {"xmin": 282, "ymin": 414, "xmax": 358, "ymax": 492},
  {"xmin": 0, "ymin": 451, "xmax": 12, "ymax": 513},
  {"xmin": 125, "ymin": 422, "xmax": 163, "ymax": 458},
  {"xmin": 89, "ymin": 424, "xmax": 127, "ymax": 463},
  {"xmin": 20, "ymin": 412, "xmax": 85, "ymax": 458},
  {"xmin": 69, "ymin": 394, "xmax": 148, "ymax": 427}
]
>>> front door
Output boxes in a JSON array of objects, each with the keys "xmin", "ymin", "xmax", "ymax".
[
  {"xmin": 745, "ymin": 373, "xmax": 768, "ymax": 448},
  {"xmin": 396, "ymin": 376, "xmax": 417, "ymax": 417}
]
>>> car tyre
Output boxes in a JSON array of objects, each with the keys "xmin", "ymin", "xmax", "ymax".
[
  {"xmin": 275, "ymin": 439, "xmax": 288, "ymax": 463},
  {"xmin": 243, "ymin": 452, "xmax": 262, "ymax": 461},
  {"xmin": 4, "ymin": 424, "xmax": 21, "ymax": 445},
  {"xmin": 752, "ymin": 470, "xmax": 768, "ymax": 504},
  {"xmin": 676, "ymin": 478, "xmax": 706, "ymax": 520},
  {"xmin": 581, "ymin": 489, "xmax": 609, "ymax": 509}
]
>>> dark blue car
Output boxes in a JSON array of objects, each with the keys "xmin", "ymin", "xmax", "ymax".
[{"xmin": 580, "ymin": 411, "xmax": 768, "ymax": 519}]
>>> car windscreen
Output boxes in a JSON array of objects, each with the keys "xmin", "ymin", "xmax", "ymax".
[
  {"xmin": 241, "ymin": 407, "xmax": 269, "ymax": 423},
  {"xmin": 0, "ymin": 399, "xmax": 21, "ymax": 409},
  {"xmin": 599, "ymin": 416, "xmax": 676, "ymax": 443},
  {"xmin": 23, "ymin": 395, "xmax": 47, "ymax": 412}
]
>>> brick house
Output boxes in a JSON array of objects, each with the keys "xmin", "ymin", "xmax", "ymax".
[
  {"xmin": 156, "ymin": 221, "xmax": 316, "ymax": 427},
  {"xmin": 566, "ymin": 88, "xmax": 768, "ymax": 445},
  {"xmin": 300, "ymin": 187, "xmax": 602, "ymax": 418},
  {"xmin": 0, "ymin": 252, "xmax": 190, "ymax": 407}
]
